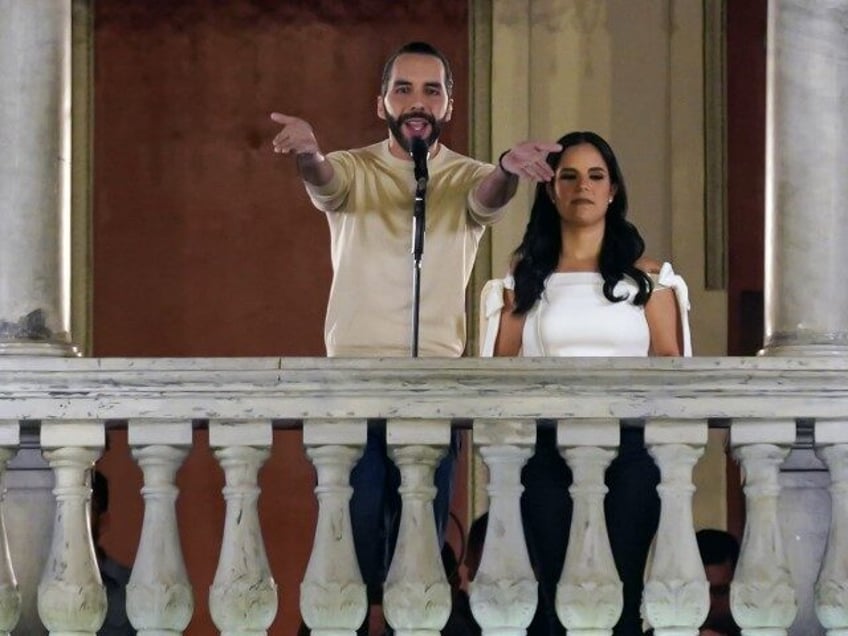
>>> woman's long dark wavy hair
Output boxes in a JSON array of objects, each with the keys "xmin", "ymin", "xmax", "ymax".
[{"xmin": 511, "ymin": 131, "xmax": 653, "ymax": 315}]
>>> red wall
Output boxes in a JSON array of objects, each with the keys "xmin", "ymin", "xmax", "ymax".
[
  {"xmin": 92, "ymin": 3, "xmax": 471, "ymax": 633},
  {"xmin": 726, "ymin": 0, "xmax": 767, "ymax": 357},
  {"xmin": 725, "ymin": 0, "xmax": 767, "ymax": 539}
]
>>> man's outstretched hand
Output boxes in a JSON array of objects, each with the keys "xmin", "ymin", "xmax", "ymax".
[
  {"xmin": 270, "ymin": 113, "xmax": 321, "ymax": 157},
  {"xmin": 498, "ymin": 141, "xmax": 563, "ymax": 182}
]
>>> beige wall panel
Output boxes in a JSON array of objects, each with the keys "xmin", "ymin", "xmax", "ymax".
[
  {"xmin": 670, "ymin": 0, "xmax": 728, "ymax": 357},
  {"xmin": 474, "ymin": 0, "xmax": 729, "ymax": 524},
  {"xmin": 490, "ymin": 0, "xmax": 533, "ymax": 273},
  {"xmin": 528, "ymin": 0, "xmax": 613, "ymax": 139}
]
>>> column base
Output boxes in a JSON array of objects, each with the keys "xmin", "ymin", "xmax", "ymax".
[
  {"xmin": 0, "ymin": 341, "xmax": 79, "ymax": 357},
  {"xmin": 760, "ymin": 332, "xmax": 848, "ymax": 357}
]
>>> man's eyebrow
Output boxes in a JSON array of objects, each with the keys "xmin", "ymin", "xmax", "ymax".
[{"xmin": 390, "ymin": 79, "xmax": 444, "ymax": 90}]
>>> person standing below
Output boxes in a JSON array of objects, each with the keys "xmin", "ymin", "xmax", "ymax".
[
  {"xmin": 92, "ymin": 471, "xmax": 136, "ymax": 636},
  {"xmin": 483, "ymin": 130, "xmax": 691, "ymax": 635},
  {"xmin": 272, "ymin": 41, "xmax": 558, "ymax": 633},
  {"xmin": 696, "ymin": 529, "xmax": 741, "ymax": 636}
]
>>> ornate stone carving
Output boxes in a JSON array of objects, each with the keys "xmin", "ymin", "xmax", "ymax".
[
  {"xmin": 814, "ymin": 443, "xmax": 848, "ymax": 633},
  {"xmin": 300, "ymin": 443, "xmax": 367, "ymax": 635},
  {"xmin": 730, "ymin": 444, "xmax": 797, "ymax": 633},
  {"xmin": 471, "ymin": 442, "xmax": 537, "ymax": 632},
  {"xmin": 384, "ymin": 444, "xmax": 450, "ymax": 635},
  {"xmin": 642, "ymin": 442, "xmax": 709, "ymax": 634},
  {"xmin": 557, "ymin": 446, "xmax": 622, "ymax": 634},
  {"xmin": 300, "ymin": 581, "xmax": 366, "ymax": 633},
  {"xmin": 127, "ymin": 444, "xmax": 194, "ymax": 634},
  {"xmin": 0, "ymin": 448, "xmax": 20, "ymax": 635},
  {"xmin": 38, "ymin": 447, "xmax": 106, "ymax": 634},
  {"xmin": 383, "ymin": 581, "xmax": 452, "ymax": 629},
  {"xmin": 209, "ymin": 445, "xmax": 278, "ymax": 635}
]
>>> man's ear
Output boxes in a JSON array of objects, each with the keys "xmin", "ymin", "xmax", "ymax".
[
  {"xmin": 376, "ymin": 95, "xmax": 386, "ymax": 121},
  {"xmin": 444, "ymin": 97, "xmax": 454, "ymax": 123}
]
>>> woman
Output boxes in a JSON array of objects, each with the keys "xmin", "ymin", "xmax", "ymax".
[{"xmin": 481, "ymin": 131, "xmax": 691, "ymax": 635}]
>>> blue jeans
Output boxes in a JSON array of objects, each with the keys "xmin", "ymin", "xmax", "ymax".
[{"xmin": 349, "ymin": 420, "xmax": 459, "ymax": 603}]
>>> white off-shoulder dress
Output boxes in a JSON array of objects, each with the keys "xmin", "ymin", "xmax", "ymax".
[{"xmin": 479, "ymin": 262, "xmax": 692, "ymax": 358}]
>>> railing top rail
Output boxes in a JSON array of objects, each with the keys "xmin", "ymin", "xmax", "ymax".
[{"xmin": 0, "ymin": 356, "xmax": 846, "ymax": 420}]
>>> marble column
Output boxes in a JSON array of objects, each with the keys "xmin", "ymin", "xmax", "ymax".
[
  {"xmin": 762, "ymin": 6, "xmax": 848, "ymax": 633},
  {"xmin": 762, "ymin": 0, "xmax": 848, "ymax": 355},
  {"xmin": 0, "ymin": 0, "xmax": 76, "ymax": 356}
]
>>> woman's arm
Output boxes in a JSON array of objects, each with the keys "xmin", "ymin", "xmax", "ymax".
[
  {"xmin": 494, "ymin": 289, "xmax": 526, "ymax": 356},
  {"xmin": 638, "ymin": 257, "xmax": 683, "ymax": 356},
  {"xmin": 645, "ymin": 288, "xmax": 682, "ymax": 356}
]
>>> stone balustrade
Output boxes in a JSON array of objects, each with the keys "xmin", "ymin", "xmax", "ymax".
[{"xmin": 0, "ymin": 356, "xmax": 846, "ymax": 634}]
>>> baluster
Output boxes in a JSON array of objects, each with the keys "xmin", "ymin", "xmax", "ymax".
[
  {"xmin": 37, "ymin": 421, "xmax": 106, "ymax": 635},
  {"xmin": 814, "ymin": 420, "xmax": 848, "ymax": 634},
  {"xmin": 730, "ymin": 420, "xmax": 797, "ymax": 635},
  {"xmin": 127, "ymin": 420, "xmax": 194, "ymax": 635},
  {"xmin": 0, "ymin": 422, "xmax": 21, "ymax": 635},
  {"xmin": 556, "ymin": 418, "xmax": 623, "ymax": 636},
  {"xmin": 642, "ymin": 420, "xmax": 709, "ymax": 636},
  {"xmin": 383, "ymin": 419, "xmax": 451, "ymax": 636},
  {"xmin": 470, "ymin": 419, "xmax": 536, "ymax": 635},
  {"xmin": 209, "ymin": 421, "xmax": 278, "ymax": 636},
  {"xmin": 300, "ymin": 419, "xmax": 368, "ymax": 635}
]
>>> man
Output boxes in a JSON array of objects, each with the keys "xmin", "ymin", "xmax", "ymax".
[
  {"xmin": 272, "ymin": 40, "xmax": 557, "ymax": 632},
  {"xmin": 696, "ymin": 529, "xmax": 741, "ymax": 636},
  {"xmin": 272, "ymin": 41, "xmax": 557, "ymax": 357}
]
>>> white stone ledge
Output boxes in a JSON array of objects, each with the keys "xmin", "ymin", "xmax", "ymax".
[
  {"xmin": 558, "ymin": 417, "xmax": 620, "ymax": 447},
  {"xmin": 40, "ymin": 420, "xmax": 104, "ymax": 448},
  {"xmin": 209, "ymin": 420, "xmax": 272, "ymax": 447},
  {"xmin": 0, "ymin": 421, "xmax": 19, "ymax": 446},
  {"xmin": 731, "ymin": 419, "xmax": 797, "ymax": 446},
  {"xmin": 645, "ymin": 419, "xmax": 709, "ymax": 446},
  {"xmin": 128, "ymin": 419, "xmax": 193, "ymax": 446},
  {"xmin": 302, "ymin": 419, "xmax": 367, "ymax": 446},
  {"xmin": 473, "ymin": 418, "xmax": 535, "ymax": 446},
  {"xmin": 0, "ymin": 357, "xmax": 847, "ymax": 420}
]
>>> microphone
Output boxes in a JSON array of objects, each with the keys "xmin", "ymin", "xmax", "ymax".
[{"xmin": 410, "ymin": 136, "xmax": 429, "ymax": 189}]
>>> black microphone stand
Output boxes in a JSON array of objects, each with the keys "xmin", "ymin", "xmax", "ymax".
[{"xmin": 410, "ymin": 139, "xmax": 428, "ymax": 357}]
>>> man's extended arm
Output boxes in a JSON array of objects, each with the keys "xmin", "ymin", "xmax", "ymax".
[
  {"xmin": 271, "ymin": 112, "xmax": 334, "ymax": 186},
  {"xmin": 473, "ymin": 141, "xmax": 563, "ymax": 209}
]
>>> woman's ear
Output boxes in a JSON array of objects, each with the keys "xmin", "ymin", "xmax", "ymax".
[{"xmin": 546, "ymin": 183, "xmax": 555, "ymax": 203}]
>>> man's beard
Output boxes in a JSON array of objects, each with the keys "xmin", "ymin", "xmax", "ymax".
[{"xmin": 386, "ymin": 111, "xmax": 444, "ymax": 153}]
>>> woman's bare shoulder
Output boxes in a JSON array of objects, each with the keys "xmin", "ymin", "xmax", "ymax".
[{"xmin": 635, "ymin": 256, "xmax": 664, "ymax": 274}]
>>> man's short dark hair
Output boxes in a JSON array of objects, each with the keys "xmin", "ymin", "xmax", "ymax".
[
  {"xmin": 380, "ymin": 41, "xmax": 454, "ymax": 97},
  {"xmin": 696, "ymin": 529, "xmax": 740, "ymax": 568}
]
